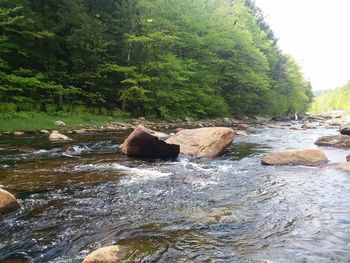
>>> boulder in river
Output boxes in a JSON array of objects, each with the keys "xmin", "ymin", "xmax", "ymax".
[
  {"xmin": 82, "ymin": 245, "xmax": 129, "ymax": 263},
  {"xmin": 165, "ymin": 127, "xmax": 235, "ymax": 158},
  {"xmin": 0, "ymin": 189, "xmax": 20, "ymax": 216},
  {"xmin": 315, "ymin": 135, "xmax": 350, "ymax": 148},
  {"xmin": 49, "ymin": 130, "xmax": 73, "ymax": 142},
  {"xmin": 122, "ymin": 125, "xmax": 179, "ymax": 159},
  {"xmin": 340, "ymin": 123, "xmax": 350, "ymax": 135},
  {"xmin": 261, "ymin": 149, "xmax": 328, "ymax": 166}
]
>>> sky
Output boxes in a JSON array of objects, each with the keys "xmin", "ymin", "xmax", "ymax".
[{"xmin": 254, "ymin": 0, "xmax": 350, "ymax": 91}]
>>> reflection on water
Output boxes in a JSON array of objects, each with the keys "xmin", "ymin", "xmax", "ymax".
[{"xmin": 1, "ymin": 126, "xmax": 350, "ymax": 262}]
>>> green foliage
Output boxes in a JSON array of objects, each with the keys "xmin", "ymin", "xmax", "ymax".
[
  {"xmin": 0, "ymin": 0, "xmax": 313, "ymax": 119},
  {"xmin": 311, "ymin": 82, "xmax": 350, "ymax": 114}
]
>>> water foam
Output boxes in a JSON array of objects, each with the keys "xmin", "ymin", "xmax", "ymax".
[{"xmin": 72, "ymin": 163, "xmax": 171, "ymax": 184}]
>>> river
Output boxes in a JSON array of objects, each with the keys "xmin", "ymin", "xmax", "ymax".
[{"xmin": 1, "ymin": 125, "xmax": 350, "ymax": 262}]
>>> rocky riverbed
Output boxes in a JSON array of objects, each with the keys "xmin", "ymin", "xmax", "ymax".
[{"xmin": 1, "ymin": 116, "xmax": 350, "ymax": 262}]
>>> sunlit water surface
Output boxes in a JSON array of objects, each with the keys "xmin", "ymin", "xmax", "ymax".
[{"xmin": 1, "ymin": 126, "xmax": 350, "ymax": 262}]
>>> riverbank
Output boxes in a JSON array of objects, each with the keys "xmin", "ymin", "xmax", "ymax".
[
  {"xmin": 0, "ymin": 111, "xmax": 346, "ymax": 136},
  {"xmin": 0, "ymin": 112, "xmax": 122, "ymax": 133}
]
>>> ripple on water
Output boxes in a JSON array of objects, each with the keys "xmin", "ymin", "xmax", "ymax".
[{"xmin": 1, "ymin": 127, "xmax": 350, "ymax": 262}]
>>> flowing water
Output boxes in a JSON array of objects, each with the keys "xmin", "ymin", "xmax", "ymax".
[{"xmin": 1, "ymin": 125, "xmax": 350, "ymax": 262}]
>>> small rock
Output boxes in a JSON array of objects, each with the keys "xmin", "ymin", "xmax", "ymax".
[
  {"xmin": 82, "ymin": 245, "xmax": 129, "ymax": 263},
  {"xmin": 315, "ymin": 135, "xmax": 350, "ymax": 148},
  {"xmin": 0, "ymin": 189, "xmax": 20, "ymax": 216},
  {"xmin": 54, "ymin": 120, "xmax": 65, "ymax": 127},
  {"xmin": 73, "ymin": 129, "xmax": 86, "ymax": 134},
  {"xmin": 301, "ymin": 123, "xmax": 317, "ymax": 129},
  {"xmin": 14, "ymin": 131, "xmax": 24, "ymax": 136},
  {"xmin": 40, "ymin": 130, "xmax": 50, "ymax": 134},
  {"xmin": 137, "ymin": 116, "xmax": 145, "ymax": 121},
  {"xmin": 237, "ymin": 123, "xmax": 249, "ymax": 130},
  {"xmin": 49, "ymin": 130, "xmax": 73, "ymax": 142},
  {"xmin": 261, "ymin": 149, "xmax": 328, "ymax": 166}
]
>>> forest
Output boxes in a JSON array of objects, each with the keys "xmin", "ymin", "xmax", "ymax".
[
  {"xmin": 311, "ymin": 81, "xmax": 350, "ymax": 114},
  {"xmin": 0, "ymin": 0, "xmax": 313, "ymax": 119}
]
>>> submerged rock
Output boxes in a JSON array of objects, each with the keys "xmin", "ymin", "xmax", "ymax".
[
  {"xmin": 122, "ymin": 125, "xmax": 179, "ymax": 158},
  {"xmin": 315, "ymin": 135, "xmax": 350, "ymax": 148},
  {"xmin": 336, "ymin": 162, "xmax": 350, "ymax": 172},
  {"xmin": 82, "ymin": 245, "xmax": 129, "ymax": 263},
  {"xmin": 165, "ymin": 127, "xmax": 235, "ymax": 158},
  {"xmin": 49, "ymin": 130, "xmax": 73, "ymax": 142},
  {"xmin": 261, "ymin": 149, "xmax": 328, "ymax": 166},
  {"xmin": 40, "ymin": 129, "xmax": 50, "ymax": 134},
  {"xmin": 0, "ymin": 189, "xmax": 20, "ymax": 216}
]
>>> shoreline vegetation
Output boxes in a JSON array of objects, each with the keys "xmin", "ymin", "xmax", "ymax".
[
  {"xmin": 311, "ymin": 82, "xmax": 350, "ymax": 114},
  {"xmin": 0, "ymin": 110, "xmax": 344, "ymax": 135},
  {"xmin": 0, "ymin": 111, "xmax": 257, "ymax": 133},
  {"xmin": 1, "ymin": 0, "xmax": 312, "ymax": 122}
]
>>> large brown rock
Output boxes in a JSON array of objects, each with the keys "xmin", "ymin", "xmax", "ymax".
[
  {"xmin": 0, "ymin": 189, "xmax": 20, "ymax": 216},
  {"xmin": 122, "ymin": 125, "xmax": 179, "ymax": 158},
  {"xmin": 82, "ymin": 245, "xmax": 130, "ymax": 263},
  {"xmin": 261, "ymin": 149, "xmax": 328, "ymax": 166},
  {"xmin": 165, "ymin": 127, "xmax": 235, "ymax": 158},
  {"xmin": 315, "ymin": 135, "xmax": 350, "ymax": 148}
]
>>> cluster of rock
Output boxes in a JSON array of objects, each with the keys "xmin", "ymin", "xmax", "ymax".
[
  {"xmin": 121, "ymin": 125, "xmax": 235, "ymax": 159},
  {"xmin": 2, "ymin": 113, "xmax": 346, "ymax": 137},
  {"xmin": 5, "ymin": 115, "xmax": 350, "ymax": 262}
]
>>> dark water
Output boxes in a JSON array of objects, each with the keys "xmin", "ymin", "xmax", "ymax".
[{"xmin": 1, "ymin": 126, "xmax": 350, "ymax": 262}]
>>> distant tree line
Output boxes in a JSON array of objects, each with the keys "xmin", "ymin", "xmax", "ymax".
[
  {"xmin": 311, "ymin": 81, "xmax": 350, "ymax": 114},
  {"xmin": 0, "ymin": 0, "xmax": 313, "ymax": 118}
]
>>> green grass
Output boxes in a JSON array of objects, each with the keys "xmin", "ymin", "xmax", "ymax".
[{"xmin": 0, "ymin": 111, "xmax": 127, "ymax": 132}]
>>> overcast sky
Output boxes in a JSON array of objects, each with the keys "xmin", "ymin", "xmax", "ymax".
[{"xmin": 254, "ymin": 0, "xmax": 350, "ymax": 91}]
